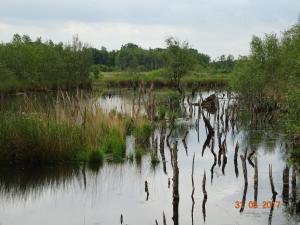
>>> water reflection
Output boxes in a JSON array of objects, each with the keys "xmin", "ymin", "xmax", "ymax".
[{"xmin": 0, "ymin": 90, "xmax": 299, "ymax": 225}]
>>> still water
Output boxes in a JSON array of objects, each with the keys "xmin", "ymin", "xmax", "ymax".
[{"xmin": 0, "ymin": 91, "xmax": 299, "ymax": 225}]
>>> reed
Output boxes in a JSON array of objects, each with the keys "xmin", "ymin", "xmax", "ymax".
[{"xmin": 0, "ymin": 92, "xmax": 143, "ymax": 164}]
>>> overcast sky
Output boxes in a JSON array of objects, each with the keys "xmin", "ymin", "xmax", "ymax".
[{"xmin": 0, "ymin": 0, "xmax": 299, "ymax": 58}]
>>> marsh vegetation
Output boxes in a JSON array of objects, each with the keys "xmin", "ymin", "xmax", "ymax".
[{"xmin": 0, "ymin": 21, "xmax": 299, "ymax": 225}]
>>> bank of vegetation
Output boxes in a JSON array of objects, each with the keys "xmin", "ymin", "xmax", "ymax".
[
  {"xmin": 0, "ymin": 34, "xmax": 235, "ymax": 93},
  {"xmin": 0, "ymin": 93, "xmax": 150, "ymax": 165},
  {"xmin": 232, "ymin": 23, "xmax": 300, "ymax": 134}
]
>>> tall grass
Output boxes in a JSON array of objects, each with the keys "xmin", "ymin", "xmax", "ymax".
[
  {"xmin": 133, "ymin": 121, "xmax": 152, "ymax": 147},
  {"xmin": 0, "ymin": 92, "xmax": 142, "ymax": 164}
]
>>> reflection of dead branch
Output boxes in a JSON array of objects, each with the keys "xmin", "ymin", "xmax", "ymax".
[
  {"xmin": 191, "ymin": 152, "xmax": 195, "ymax": 225},
  {"xmin": 254, "ymin": 156, "xmax": 258, "ymax": 203},
  {"xmin": 202, "ymin": 170, "xmax": 208, "ymax": 222},
  {"xmin": 292, "ymin": 164, "xmax": 297, "ymax": 203},
  {"xmin": 247, "ymin": 150, "xmax": 256, "ymax": 168},
  {"xmin": 234, "ymin": 142, "xmax": 239, "ymax": 178},
  {"xmin": 172, "ymin": 142, "xmax": 179, "ymax": 225},
  {"xmin": 269, "ymin": 164, "xmax": 278, "ymax": 198},
  {"xmin": 282, "ymin": 165, "xmax": 289, "ymax": 204},
  {"xmin": 240, "ymin": 148, "xmax": 248, "ymax": 213}
]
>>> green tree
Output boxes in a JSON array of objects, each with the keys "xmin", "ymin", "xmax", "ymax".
[{"xmin": 164, "ymin": 37, "xmax": 196, "ymax": 92}]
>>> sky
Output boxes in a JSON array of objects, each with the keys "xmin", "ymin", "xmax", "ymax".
[{"xmin": 0, "ymin": 0, "xmax": 299, "ymax": 58}]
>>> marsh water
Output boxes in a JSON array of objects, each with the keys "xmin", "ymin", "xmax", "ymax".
[{"xmin": 0, "ymin": 90, "xmax": 299, "ymax": 225}]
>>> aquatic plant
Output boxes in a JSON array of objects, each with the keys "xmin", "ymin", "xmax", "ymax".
[
  {"xmin": 0, "ymin": 93, "xmax": 146, "ymax": 164},
  {"xmin": 150, "ymin": 150, "xmax": 160, "ymax": 165},
  {"xmin": 133, "ymin": 122, "xmax": 152, "ymax": 147}
]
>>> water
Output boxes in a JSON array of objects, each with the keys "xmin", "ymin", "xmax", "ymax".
[{"xmin": 0, "ymin": 90, "xmax": 299, "ymax": 225}]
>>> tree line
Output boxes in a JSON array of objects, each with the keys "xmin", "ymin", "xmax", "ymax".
[{"xmin": 0, "ymin": 33, "xmax": 236, "ymax": 92}]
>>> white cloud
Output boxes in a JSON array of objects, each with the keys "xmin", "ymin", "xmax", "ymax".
[{"xmin": 0, "ymin": 0, "xmax": 299, "ymax": 58}]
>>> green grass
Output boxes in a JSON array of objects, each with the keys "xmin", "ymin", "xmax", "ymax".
[
  {"xmin": 0, "ymin": 112, "xmax": 83, "ymax": 163},
  {"xmin": 88, "ymin": 150, "xmax": 104, "ymax": 164},
  {"xmin": 0, "ymin": 93, "xmax": 148, "ymax": 164},
  {"xmin": 133, "ymin": 122, "xmax": 152, "ymax": 147},
  {"xmin": 93, "ymin": 69, "xmax": 233, "ymax": 88}
]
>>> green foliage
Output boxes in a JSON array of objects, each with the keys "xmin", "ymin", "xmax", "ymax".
[
  {"xmin": 88, "ymin": 150, "xmax": 104, "ymax": 164},
  {"xmin": 0, "ymin": 34, "xmax": 93, "ymax": 92},
  {"xmin": 233, "ymin": 24, "xmax": 300, "ymax": 133},
  {"xmin": 99, "ymin": 129, "xmax": 126, "ymax": 160},
  {"xmin": 150, "ymin": 151, "xmax": 160, "ymax": 165},
  {"xmin": 134, "ymin": 122, "xmax": 152, "ymax": 147},
  {"xmin": 124, "ymin": 117, "xmax": 135, "ymax": 134},
  {"xmin": 0, "ymin": 112, "xmax": 83, "ymax": 163},
  {"xmin": 210, "ymin": 54, "xmax": 235, "ymax": 72},
  {"xmin": 164, "ymin": 37, "xmax": 196, "ymax": 91}
]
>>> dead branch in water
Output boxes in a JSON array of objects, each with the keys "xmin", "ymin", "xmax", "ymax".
[
  {"xmin": 240, "ymin": 148, "xmax": 248, "ymax": 213},
  {"xmin": 269, "ymin": 164, "xmax": 278, "ymax": 198}
]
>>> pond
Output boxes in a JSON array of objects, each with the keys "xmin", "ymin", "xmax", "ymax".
[{"xmin": 0, "ymin": 90, "xmax": 299, "ymax": 225}]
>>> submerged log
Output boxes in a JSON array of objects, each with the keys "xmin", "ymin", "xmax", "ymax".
[{"xmin": 201, "ymin": 94, "xmax": 217, "ymax": 114}]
